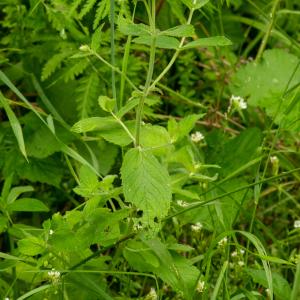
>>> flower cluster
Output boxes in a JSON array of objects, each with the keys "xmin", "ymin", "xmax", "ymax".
[
  {"xmin": 191, "ymin": 222, "xmax": 203, "ymax": 232},
  {"xmin": 145, "ymin": 287, "xmax": 158, "ymax": 300},
  {"xmin": 177, "ymin": 200, "xmax": 189, "ymax": 207},
  {"xmin": 191, "ymin": 131, "xmax": 205, "ymax": 143},
  {"xmin": 48, "ymin": 269, "xmax": 61, "ymax": 283},
  {"xmin": 196, "ymin": 280, "xmax": 205, "ymax": 293},
  {"xmin": 230, "ymin": 248, "xmax": 245, "ymax": 268},
  {"xmin": 228, "ymin": 95, "xmax": 247, "ymax": 111},
  {"xmin": 294, "ymin": 220, "xmax": 300, "ymax": 229},
  {"xmin": 218, "ymin": 237, "xmax": 228, "ymax": 248}
]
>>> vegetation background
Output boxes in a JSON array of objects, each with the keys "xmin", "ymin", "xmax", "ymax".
[{"xmin": 0, "ymin": 0, "xmax": 300, "ymax": 299}]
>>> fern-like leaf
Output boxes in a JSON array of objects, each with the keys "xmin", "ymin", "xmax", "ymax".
[
  {"xmin": 69, "ymin": 0, "xmax": 85, "ymax": 16},
  {"xmin": 93, "ymin": 0, "xmax": 110, "ymax": 30},
  {"xmin": 41, "ymin": 52, "xmax": 69, "ymax": 81},
  {"xmin": 78, "ymin": 0, "xmax": 98, "ymax": 20},
  {"xmin": 76, "ymin": 72, "xmax": 101, "ymax": 119},
  {"xmin": 63, "ymin": 59, "xmax": 89, "ymax": 82}
]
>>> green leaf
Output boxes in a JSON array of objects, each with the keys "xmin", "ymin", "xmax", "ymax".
[
  {"xmin": 181, "ymin": 0, "xmax": 210, "ymax": 9},
  {"xmin": 140, "ymin": 124, "xmax": 172, "ymax": 156},
  {"xmin": 91, "ymin": 23, "xmax": 105, "ymax": 51},
  {"xmin": 6, "ymin": 186, "xmax": 34, "ymax": 204},
  {"xmin": 76, "ymin": 72, "xmax": 101, "ymax": 119},
  {"xmin": 72, "ymin": 117, "xmax": 135, "ymax": 146},
  {"xmin": 118, "ymin": 17, "xmax": 150, "ymax": 36},
  {"xmin": 0, "ymin": 92, "xmax": 27, "ymax": 160},
  {"xmin": 98, "ymin": 96, "xmax": 116, "ymax": 112},
  {"xmin": 18, "ymin": 236, "xmax": 45, "ymax": 256},
  {"xmin": 133, "ymin": 35, "xmax": 180, "ymax": 49},
  {"xmin": 161, "ymin": 24, "xmax": 195, "ymax": 37},
  {"xmin": 8, "ymin": 198, "xmax": 49, "ymax": 212},
  {"xmin": 74, "ymin": 165, "xmax": 99, "ymax": 197},
  {"xmin": 246, "ymin": 268, "xmax": 291, "ymax": 300},
  {"xmin": 124, "ymin": 238, "xmax": 200, "ymax": 299},
  {"xmin": 168, "ymin": 114, "xmax": 203, "ymax": 142},
  {"xmin": 182, "ymin": 36, "xmax": 232, "ymax": 50},
  {"xmin": 72, "ymin": 117, "xmax": 118, "ymax": 133},
  {"xmin": 121, "ymin": 148, "xmax": 172, "ymax": 228},
  {"xmin": 230, "ymin": 49, "xmax": 300, "ymax": 131},
  {"xmin": 166, "ymin": 0, "xmax": 186, "ymax": 24}
]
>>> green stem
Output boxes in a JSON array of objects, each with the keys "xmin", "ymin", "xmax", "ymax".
[
  {"xmin": 110, "ymin": 0, "xmax": 117, "ymax": 107},
  {"xmin": 91, "ymin": 50, "xmax": 139, "ymax": 91},
  {"xmin": 111, "ymin": 111, "xmax": 136, "ymax": 143},
  {"xmin": 135, "ymin": 0, "xmax": 156, "ymax": 147},
  {"xmin": 149, "ymin": 8, "xmax": 194, "ymax": 90},
  {"xmin": 256, "ymin": 0, "xmax": 281, "ymax": 61}
]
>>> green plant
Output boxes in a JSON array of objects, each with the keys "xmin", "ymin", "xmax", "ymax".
[{"xmin": 1, "ymin": 0, "xmax": 300, "ymax": 299}]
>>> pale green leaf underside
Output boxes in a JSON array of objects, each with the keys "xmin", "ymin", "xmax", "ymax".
[{"xmin": 121, "ymin": 148, "xmax": 172, "ymax": 227}]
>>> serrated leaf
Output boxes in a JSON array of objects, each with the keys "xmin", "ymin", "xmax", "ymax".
[
  {"xmin": 78, "ymin": 0, "xmax": 97, "ymax": 19},
  {"xmin": 93, "ymin": 0, "xmax": 110, "ymax": 30},
  {"xmin": 118, "ymin": 17, "xmax": 150, "ymax": 36},
  {"xmin": 72, "ymin": 117, "xmax": 117, "ymax": 133},
  {"xmin": 168, "ymin": 114, "xmax": 204, "ymax": 142},
  {"xmin": 181, "ymin": 0, "xmax": 210, "ymax": 9},
  {"xmin": 140, "ymin": 124, "xmax": 172, "ymax": 156},
  {"xmin": 18, "ymin": 237, "xmax": 45, "ymax": 256},
  {"xmin": 91, "ymin": 24, "xmax": 105, "ymax": 51},
  {"xmin": 98, "ymin": 96, "xmax": 116, "ymax": 112},
  {"xmin": 74, "ymin": 165, "xmax": 99, "ymax": 197},
  {"xmin": 76, "ymin": 72, "xmax": 101, "ymax": 119},
  {"xmin": 246, "ymin": 268, "xmax": 291, "ymax": 300},
  {"xmin": 161, "ymin": 24, "xmax": 195, "ymax": 37},
  {"xmin": 183, "ymin": 36, "xmax": 232, "ymax": 50},
  {"xmin": 133, "ymin": 35, "xmax": 180, "ymax": 49},
  {"xmin": 8, "ymin": 198, "xmax": 49, "ymax": 212},
  {"xmin": 41, "ymin": 52, "xmax": 69, "ymax": 81},
  {"xmin": 230, "ymin": 49, "xmax": 300, "ymax": 131},
  {"xmin": 72, "ymin": 117, "xmax": 135, "ymax": 146},
  {"xmin": 121, "ymin": 148, "xmax": 171, "ymax": 228}
]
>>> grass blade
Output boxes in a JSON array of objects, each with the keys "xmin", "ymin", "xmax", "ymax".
[{"xmin": 0, "ymin": 92, "xmax": 28, "ymax": 161}]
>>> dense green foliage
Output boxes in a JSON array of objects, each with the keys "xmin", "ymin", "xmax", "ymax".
[{"xmin": 0, "ymin": 0, "xmax": 300, "ymax": 299}]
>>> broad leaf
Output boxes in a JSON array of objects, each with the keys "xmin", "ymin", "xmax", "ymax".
[
  {"xmin": 118, "ymin": 17, "xmax": 150, "ymax": 36},
  {"xmin": 8, "ymin": 198, "xmax": 49, "ymax": 212},
  {"xmin": 161, "ymin": 24, "xmax": 195, "ymax": 37},
  {"xmin": 183, "ymin": 36, "xmax": 232, "ymax": 50},
  {"xmin": 230, "ymin": 49, "xmax": 300, "ymax": 131},
  {"xmin": 181, "ymin": 0, "xmax": 210, "ymax": 9},
  {"xmin": 133, "ymin": 35, "xmax": 180, "ymax": 49},
  {"xmin": 246, "ymin": 268, "xmax": 291, "ymax": 300},
  {"xmin": 121, "ymin": 148, "xmax": 172, "ymax": 228}
]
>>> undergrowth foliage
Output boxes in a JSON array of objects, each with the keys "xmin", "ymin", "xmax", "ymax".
[{"xmin": 0, "ymin": 0, "xmax": 300, "ymax": 299}]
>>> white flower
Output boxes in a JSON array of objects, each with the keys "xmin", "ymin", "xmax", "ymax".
[
  {"xmin": 240, "ymin": 249, "xmax": 245, "ymax": 255},
  {"xmin": 237, "ymin": 260, "xmax": 245, "ymax": 267},
  {"xmin": 79, "ymin": 44, "xmax": 90, "ymax": 52},
  {"xmin": 133, "ymin": 223, "xmax": 143, "ymax": 231},
  {"xmin": 231, "ymin": 251, "xmax": 238, "ymax": 257},
  {"xmin": 218, "ymin": 237, "xmax": 228, "ymax": 247},
  {"xmin": 229, "ymin": 95, "xmax": 247, "ymax": 111},
  {"xmin": 270, "ymin": 156, "xmax": 279, "ymax": 164},
  {"xmin": 49, "ymin": 229, "xmax": 54, "ymax": 235},
  {"xmin": 191, "ymin": 222, "xmax": 203, "ymax": 232},
  {"xmin": 191, "ymin": 131, "xmax": 205, "ymax": 143},
  {"xmin": 5, "ymin": 298, "xmax": 10, "ymax": 300},
  {"xmin": 48, "ymin": 269, "xmax": 61, "ymax": 282},
  {"xmin": 177, "ymin": 200, "xmax": 189, "ymax": 207},
  {"xmin": 196, "ymin": 280, "xmax": 205, "ymax": 293},
  {"xmin": 294, "ymin": 220, "xmax": 300, "ymax": 228},
  {"xmin": 145, "ymin": 287, "xmax": 158, "ymax": 300}
]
